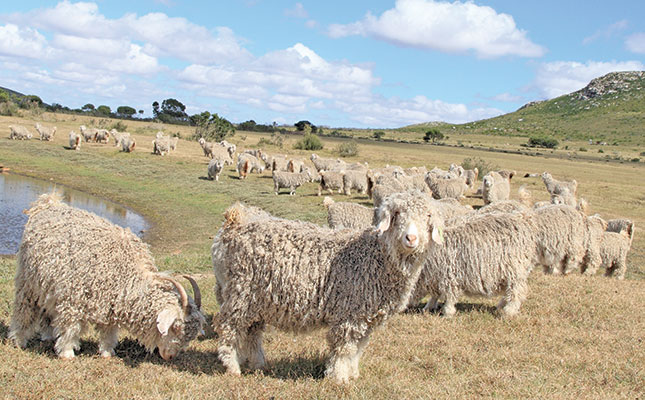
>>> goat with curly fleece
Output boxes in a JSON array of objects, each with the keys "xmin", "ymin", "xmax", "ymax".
[
  {"xmin": 9, "ymin": 193, "xmax": 205, "ymax": 360},
  {"xmin": 411, "ymin": 210, "xmax": 537, "ymax": 317},
  {"xmin": 585, "ymin": 219, "xmax": 634, "ymax": 279},
  {"xmin": 481, "ymin": 171, "xmax": 511, "ymax": 204},
  {"xmin": 68, "ymin": 131, "xmax": 82, "ymax": 150},
  {"xmin": 9, "ymin": 125, "xmax": 32, "ymax": 140},
  {"xmin": 212, "ymin": 192, "xmax": 444, "ymax": 383},
  {"xmin": 272, "ymin": 168, "xmax": 313, "ymax": 195},
  {"xmin": 35, "ymin": 123, "xmax": 56, "ymax": 141},
  {"xmin": 323, "ymin": 196, "xmax": 374, "ymax": 229},
  {"xmin": 542, "ymin": 172, "xmax": 577, "ymax": 197}
]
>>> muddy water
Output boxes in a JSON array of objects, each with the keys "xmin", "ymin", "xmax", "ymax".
[{"xmin": 0, "ymin": 173, "xmax": 148, "ymax": 255}]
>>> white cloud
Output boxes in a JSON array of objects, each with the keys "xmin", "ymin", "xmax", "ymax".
[
  {"xmin": 8, "ymin": 1, "xmax": 252, "ymax": 65},
  {"xmin": 284, "ymin": 3, "xmax": 308, "ymax": 19},
  {"xmin": 328, "ymin": 0, "xmax": 545, "ymax": 58},
  {"xmin": 490, "ymin": 92, "xmax": 524, "ymax": 103},
  {"xmin": 334, "ymin": 95, "xmax": 502, "ymax": 127},
  {"xmin": 178, "ymin": 43, "xmax": 378, "ymax": 110},
  {"xmin": 625, "ymin": 33, "xmax": 645, "ymax": 54},
  {"xmin": 582, "ymin": 20, "xmax": 628, "ymax": 45},
  {"xmin": 0, "ymin": 24, "xmax": 48, "ymax": 59},
  {"xmin": 531, "ymin": 60, "xmax": 645, "ymax": 99},
  {"xmin": 0, "ymin": 1, "xmax": 507, "ymax": 127},
  {"xmin": 129, "ymin": 15, "xmax": 252, "ymax": 64}
]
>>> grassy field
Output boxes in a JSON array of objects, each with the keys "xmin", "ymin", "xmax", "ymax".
[{"xmin": 1, "ymin": 112, "xmax": 644, "ymax": 399}]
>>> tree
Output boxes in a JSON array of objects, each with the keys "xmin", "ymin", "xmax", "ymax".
[
  {"xmin": 152, "ymin": 101, "xmax": 160, "ymax": 118},
  {"xmin": 138, "ymin": 109, "xmax": 144, "ymax": 116},
  {"xmin": 238, "ymin": 120, "xmax": 257, "ymax": 131},
  {"xmin": 0, "ymin": 90, "xmax": 10, "ymax": 103},
  {"xmin": 423, "ymin": 128, "xmax": 444, "ymax": 143},
  {"xmin": 373, "ymin": 131, "xmax": 385, "ymax": 140},
  {"xmin": 293, "ymin": 133, "xmax": 323, "ymax": 150},
  {"xmin": 24, "ymin": 95, "xmax": 43, "ymax": 106},
  {"xmin": 97, "ymin": 105, "xmax": 111, "ymax": 116},
  {"xmin": 161, "ymin": 98, "xmax": 188, "ymax": 119},
  {"xmin": 190, "ymin": 111, "xmax": 211, "ymax": 127},
  {"xmin": 116, "ymin": 106, "xmax": 136, "ymax": 118},
  {"xmin": 82, "ymin": 103, "xmax": 95, "ymax": 111},
  {"xmin": 295, "ymin": 120, "xmax": 316, "ymax": 132},
  {"xmin": 193, "ymin": 112, "xmax": 235, "ymax": 142}
]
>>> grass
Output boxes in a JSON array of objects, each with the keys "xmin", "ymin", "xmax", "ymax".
[{"xmin": 0, "ymin": 113, "xmax": 644, "ymax": 399}]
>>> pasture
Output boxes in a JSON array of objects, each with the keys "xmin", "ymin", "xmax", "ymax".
[{"xmin": 0, "ymin": 113, "xmax": 643, "ymax": 399}]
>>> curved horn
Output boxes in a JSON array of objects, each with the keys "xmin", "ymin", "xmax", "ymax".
[
  {"xmin": 182, "ymin": 274, "xmax": 201, "ymax": 310},
  {"xmin": 157, "ymin": 275, "xmax": 189, "ymax": 312}
]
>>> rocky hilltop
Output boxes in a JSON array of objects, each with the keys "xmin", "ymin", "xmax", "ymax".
[
  {"xmin": 516, "ymin": 71, "xmax": 645, "ymax": 113},
  {"xmin": 575, "ymin": 71, "xmax": 645, "ymax": 101}
]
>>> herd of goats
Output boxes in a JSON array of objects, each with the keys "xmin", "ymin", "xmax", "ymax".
[{"xmin": 5, "ymin": 121, "xmax": 636, "ymax": 383}]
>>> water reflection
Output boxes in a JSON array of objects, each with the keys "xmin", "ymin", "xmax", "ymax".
[{"xmin": 0, "ymin": 173, "xmax": 148, "ymax": 255}]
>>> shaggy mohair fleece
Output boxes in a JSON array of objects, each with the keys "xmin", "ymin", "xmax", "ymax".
[
  {"xmin": 272, "ymin": 169, "xmax": 311, "ymax": 195},
  {"xmin": 463, "ymin": 168, "xmax": 479, "ymax": 188},
  {"xmin": 94, "ymin": 129, "xmax": 110, "ymax": 144},
  {"xmin": 533, "ymin": 205, "xmax": 605, "ymax": 275},
  {"xmin": 318, "ymin": 170, "xmax": 345, "ymax": 196},
  {"xmin": 424, "ymin": 174, "xmax": 468, "ymax": 200},
  {"xmin": 542, "ymin": 172, "xmax": 578, "ymax": 197},
  {"xmin": 342, "ymin": 170, "xmax": 368, "ymax": 196},
  {"xmin": 411, "ymin": 211, "xmax": 538, "ymax": 318},
  {"xmin": 9, "ymin": 193, "xmax": 204, "ymax": 360},
  {"xmin": 80, "ymin": 125, "xmax": 97, "ymax": 142},
  {"xmin": 35, "ymin": 122, "xmax": 56, "ymax": 141},
  {"xmin": 590, "ymin": 222, "xmax": 634, "ymax": 279},
  {"xmin": 310, "ymin": 153, "xmax": 341, "ymax": 172},
  {"xmin": 237, "ymin": 153, "xmax": 264, "ymax": 177},
  {"xmin": 323, "ymin": 197, "xmax": 374, "ymax": 229},
  {"xmin": 68, "ymin": 131, "xmax": 81, "ymax": 150},
  {"xmin": 482, "ymin": 171, "xmax": 511, "ymax": 204},
  {"xmin": 111, "ymin": 130, "xmax": 130, "ymax": 148},
  {"xmin": 153, "ymin": 137, "xmax": 171, "ymax": 156},
  {"xmin": 207, "ymin": 158, "xmax": 224, "ymax": 181},
  {"xmin": 212, "ymin": 192, "xmax": 443, "ymax": 383},
  {"xmin": 120, "ymin": 136, "xmax": 136, "ymax": 152},
  {"xmin": 9, "ymin": 124, "xmax": 32, "ymax": 140}
]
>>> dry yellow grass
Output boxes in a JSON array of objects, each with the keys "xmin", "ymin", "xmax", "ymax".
[{"xmin": 0, "ymin": 113, "xmax": 643, "ymax": 399}]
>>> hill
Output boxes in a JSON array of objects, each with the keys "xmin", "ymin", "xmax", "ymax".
[
  {"xmin": 0, "ymin": 86, "xmax": 27, "ymax": 98},
  {"xmin": 402, "ymin": 71, "xmax": 645, "ymax": 146}
]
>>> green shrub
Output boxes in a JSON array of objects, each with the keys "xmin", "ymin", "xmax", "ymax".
[
  {"xmin": 192, "ymin": 113, "xmax": 235, "ymax": 142},
  {"xmin": 423, "ymin": 128, "xmax": 444, "ymax": 143},
  {"xmin": 336, "ymin": 141, "xmax": 359, "ymax": 157},
  {"xmin": 598, "ymin": 149, "xmax": 604, "ymax": 153},
  {"xmin": 373, "ymin": 131, "xmax": 385, "ymax": 140},
  {"xmin": 461, "ymin": 157, "xmax": 499, "ymax": 177},
  {"xmin": 0, "ymin": 101, "xmax": 19, "ymax": 116},
  {"xmin": 579, "ymin": 147, "xmax": 587, "ymax": 152},
  {"xmin": 630, "ymin": 158, "xmax": 640, "ymax": 162},
  {"xmin": 110, "ymin": 121, "xmax": 128, "ymax": 132},
  {"xmin": 294, "ymin": 133, "xmax": 323, "ymax": 150},
  {"xmin": 527, "ymin": 136, "xmax": 558, "ymax": 149},
  {"xmin": 257, "ymin": 131, "xmax": 284, "ymax": 149}
]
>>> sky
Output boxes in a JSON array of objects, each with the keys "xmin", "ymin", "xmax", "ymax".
[{"xmin": 0, "ymin": 1, "xmax": 644, "ymax": 128}]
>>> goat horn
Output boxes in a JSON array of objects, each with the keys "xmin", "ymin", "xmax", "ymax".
[
  {"xmin": 182, "ymin": 274, "xmax": 201, "ymax": 310},
  {"xmin": 157, "ymin": 275, "xmax": 189, "ymax": 312}
]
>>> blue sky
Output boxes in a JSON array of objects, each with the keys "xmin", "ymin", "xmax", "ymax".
[{"xmin": 0, "ymin": 1, "xmax": 644, "ymax": 128}]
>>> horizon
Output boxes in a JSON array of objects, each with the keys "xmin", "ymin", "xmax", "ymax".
[{"xmin": 1, "ymin": 1, "xmax": 644, "ymax": 128}]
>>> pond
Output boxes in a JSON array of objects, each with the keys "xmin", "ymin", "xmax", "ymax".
[{"xmin": 0, "ymin": 173, "xmax": 149, "ymax": 255}]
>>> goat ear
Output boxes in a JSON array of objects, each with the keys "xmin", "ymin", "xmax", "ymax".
[
  {"xmin": 157, "ymin": 308, "xmax": 179, "ymax": 336},
  {"xmin": 374, "ymin": 208, "xmax": 391, "ymax": 234},
  {"xmin": 431, "ymin": 223, "xmax": 444, "ymax": 245}
]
